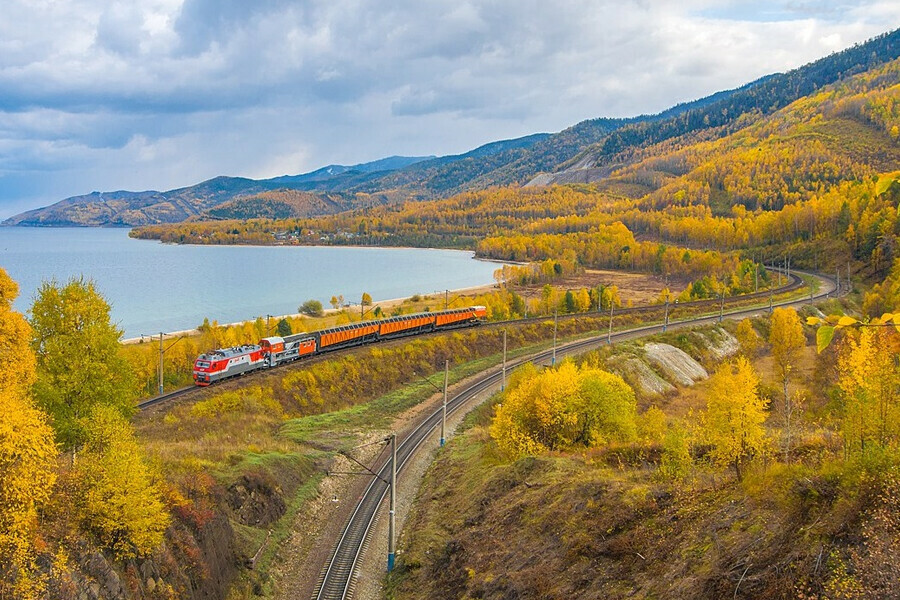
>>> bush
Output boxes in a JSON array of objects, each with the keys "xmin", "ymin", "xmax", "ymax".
[{"xmin": 299, "ymin": 299, "xmax": 324, "ymax": 318}]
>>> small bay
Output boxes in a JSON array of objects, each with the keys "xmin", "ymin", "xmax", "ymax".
[{"xmin": 0, "ymin": 227, "xmax": 500, "ymax": 338}]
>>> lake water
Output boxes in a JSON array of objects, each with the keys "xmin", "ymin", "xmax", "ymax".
[{"xmin": 0, "ymin": 227, "xmax": 501, "ymax": 339}]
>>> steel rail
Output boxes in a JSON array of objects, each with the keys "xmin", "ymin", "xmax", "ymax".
[{"xmin": 311, "ymin": 270, "xmax": 835, "ymax": 599}]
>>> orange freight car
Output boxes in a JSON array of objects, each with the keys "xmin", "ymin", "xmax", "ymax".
[
  {"xmin": 378, "ymin": 312, "xmax": 436, "ymax": 337},
  {"xmin": 435, "ymin": 306, "xmax": 485, "ymax": 327},
  {"xmin": 317, "ymin": 321, "xmax": 380, "ymax": 350}
]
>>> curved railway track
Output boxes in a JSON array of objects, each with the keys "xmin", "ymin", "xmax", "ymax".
[
  {"xmin": 138, "ymin": 267, "xmax": 808, "ymax": 412},
  {"xmin": 311, "ymin": 270, "xmax": 836, "ymax": 600}
]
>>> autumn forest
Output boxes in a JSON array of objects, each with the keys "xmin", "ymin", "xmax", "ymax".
[{"xmin": 2, "ymin": 27, "xmax": 900, "ymax": 600}]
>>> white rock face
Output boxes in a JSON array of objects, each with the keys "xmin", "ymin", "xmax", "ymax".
[
  {"xmin": 643, "ymin": 343, "xmax": 709, "ymax": 386},
  {"xmin": 698, "ymin": 328, "xmax": 740, "ymax": 363},
  {"xmin": 616, "ymin": 357, "xmax": 676, "ymax": 397}
]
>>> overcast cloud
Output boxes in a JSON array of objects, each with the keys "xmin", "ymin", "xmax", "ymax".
[{"xmin": 0, "ymin": 0, "xmax": 896, "ymax": 218}]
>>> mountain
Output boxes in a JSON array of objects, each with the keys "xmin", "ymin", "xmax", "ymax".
[
  {"xmin": 265, "ymin": 155, "xmax": 434, "ymax": 186},
  {"xmin": 6, "ymin": 28, "xmax": 900, "ymax": 228},
  {"xmin": 532, "ymin": 28, "xmax": 900, "ymax": 186},
  {"xmin": 2, "ymin": 155, "xmax": 434, "ymax": 227}
]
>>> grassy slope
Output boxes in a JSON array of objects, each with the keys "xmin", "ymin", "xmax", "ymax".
[{"xmin": 387, "ymin": 321, "xmax": 900, "ymax": 600}]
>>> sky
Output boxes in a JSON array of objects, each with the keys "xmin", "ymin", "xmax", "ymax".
[{"xmin": 0, "ymin": 1, "xmax": 897, "ymax": 219}]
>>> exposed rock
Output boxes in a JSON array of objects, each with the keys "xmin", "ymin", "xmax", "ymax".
[
  {"xmin": 226, "ymin": 473, "xmax": 286, "ymax": 527},
  {"xmin": 643, "ymin": 343, "xmax": 708, "ymax": 386},
  {"xmin": 696, "ymin": 327, "xmax": 740, "ymax": 363},
  {"xmin": 610, "ymin": 357, "xmax": 676, "ymax": 398},
  {"xmin": 78, "ymin": 546, "xmax": 126, "ymax": 599}
]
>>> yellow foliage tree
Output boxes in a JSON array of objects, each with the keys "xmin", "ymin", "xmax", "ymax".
[
  {"xmin": 77, "ymin": 405, "xmax": 169, "ymax": 559},
  {"xmin": 735, "ymin": 318, "xmax": 760, "ymax": 358},
  {"xmin": 659, "ymin": 419, "xmax": 693, "ymax": 481},
  {"xmin": 769, "ymin": 307, "xmax": 805, "ymax": 459},
  {"xmin": 0, "ymin": 389, "xmax": 58, "ymax": 600},
  {"xmin": 0, "ymin": 269, "xmax": 35, "ymax": 396},
  {"xmin": 0, "ymin": 268, "xmax": 57, "ymax": 600},
  {"xmin": 490, "ymin": 362, "xmax": 636, "ymax": 459},
  {"xmin": 837, "ymin": 327, "xmax": 900, "ymax": 452},
  {"xmin": 702, "ymin": 357, "xmax": 769, "ymax": 480},
  {"xmin": 30, "ymin": 278, "xmax": 136, "ymax": 450}
]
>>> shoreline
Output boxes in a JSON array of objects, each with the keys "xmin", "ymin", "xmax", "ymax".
[{"xmin": 119, "ymin": 281, "xmax": 499, "ymax": 345}]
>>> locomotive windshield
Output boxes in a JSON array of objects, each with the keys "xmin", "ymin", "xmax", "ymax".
[{"xmin": 196, "ymin": 361, "xmax": 210, "ymax": 368}]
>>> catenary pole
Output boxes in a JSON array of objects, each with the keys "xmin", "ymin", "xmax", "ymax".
[
  {"xmin": 441, "ymin": 360, "xmax": 448, "ymax": 447},
  {"xmin": 388, "ymin": 433, "xmax": 397, "ymax": 571}
]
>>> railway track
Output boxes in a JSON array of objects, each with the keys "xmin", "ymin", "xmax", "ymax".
[
  {"xmin": 311, "ymin": 270, "xmax": 836, "ymax": 600},
  {"xmin": 137, "ymin": 268, "xmax": 807, "ymax": 412}
]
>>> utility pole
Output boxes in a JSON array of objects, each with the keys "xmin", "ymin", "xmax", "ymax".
[
  {"xmin": 388, "ymin": 433, "xmax": 397, "ymax": 572},
  {"xmin": 607, "ymin": 297, "xmax": 614, "ymax": 345},
  {"xmin": 501, "ymin": 330, "xmax": 507, "ymax": 391},
  {"xmin": 158, "ymin": 332, "xmax": 164, "ymax": 396},
  {"xmin": 755, "ymin": 263, "xmax": 758, "ymax": 293},
  {"xmin": 719, "ymin": 289, "xmax": 725, "ymax": 323},
  {"xmin": 847, "ymin": 263, "xmax": 851, "ymax": 293},
  {"xmin": 445, "ymin": 289, "xmax": 449, "ymax": 310},
  {"xmin": 441, "ymin": 361, "xmax": 448, "ymax": 447},
  {"xmin": 552, "ymin": 307, "xmax": 558, "ymax": 366},
  {"xmin": 151, "ymin": 333, "xmax": 185, "ymax": 396},
  {"xmin": 836, "ymin": 269, "xmax": 840, "ymax": 294},
  {"xmin": 809, "ymin": 282, "xmax": 814, "ymax": 304},
  {"xmin": 663, "ymin": 297, "xmax": 669, "ymax": 333}
]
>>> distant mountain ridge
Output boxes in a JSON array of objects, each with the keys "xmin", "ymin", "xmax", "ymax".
[
  {"xmin": 533, "ymin": 29, "xmax": 900, "ymax": 186},
  {"xmin": 2, "ymin": 155, "xmax": 436, "ymax": 227},
  {"xmin": 5, "ymin": 28, "xmax": 899, "ymax": 228}
]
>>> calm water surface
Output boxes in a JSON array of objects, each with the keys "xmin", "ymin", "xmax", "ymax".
[{"xmin": 0, "ymin": 227, "xmax": 500, "ymax": 338}]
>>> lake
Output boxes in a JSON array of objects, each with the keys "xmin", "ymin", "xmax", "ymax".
[{"xmin": 0, "ymin": 227, "xmax": 501, "ymax": 339}]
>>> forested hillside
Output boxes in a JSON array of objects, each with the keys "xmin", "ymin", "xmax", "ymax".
[{"xmin": 134, "ymin": 51, "xmax": 900, "ymax": 310}]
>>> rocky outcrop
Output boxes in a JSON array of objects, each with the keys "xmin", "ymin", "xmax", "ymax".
[
  {"xmin": 643, "ymin": 343, "xmax": 709, "ymax": 386},
  {"xmin": 610, "ymin": 356, "xmax": 676, "ymax": 398},
  {"xmin": 226, "ymin": 473, "xmax": 287, "ymax": 527},
  {"xmin": 47, "ymin": 512, "xmax": 239, "ymax": 600},
  {"xmin": 695, "ymin": 328, "xmax": 740, "ymax": 363}
]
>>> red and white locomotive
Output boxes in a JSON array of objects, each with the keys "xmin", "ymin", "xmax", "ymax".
[{"xmin": 193, "ymin": 305, "xmax": 487, "ymax": 386}]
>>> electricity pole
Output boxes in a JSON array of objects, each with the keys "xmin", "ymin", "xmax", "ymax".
[
  {"xmin": 607, "ymin": 298, "xmax": 614, "ymax": 345},
  {"xmin": 719, "ymin": 288, "xmax": 725, "ymax": 323},
  {"xmin": 152, "ymin": 332, "xmax": 185, "ymax": 396},
  {"xmin": 158, "ymin": 332, "xmax": 164, "ymax": 396},
  {"xmin": 663, "ymin": 297, "xmax": 670, "ymax": 333},
  {"xmin": 441, "ymin": 360, "xmax": 448, "ymax": 447},
  {"xmin": 501, "ymin": 329, "xmax": 507, "ymax": 391},
  {"xmin": 552, "ymin": 307, "xmax": 558, "ymax": 366},
  {"xmin": 388, "ymin": 433, "xmax": 397, "ymax": 572}
]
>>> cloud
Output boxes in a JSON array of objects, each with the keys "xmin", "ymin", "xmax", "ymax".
[{"xmin": 0, "ymin": 0, "xmax": 894, "ymax": 218}]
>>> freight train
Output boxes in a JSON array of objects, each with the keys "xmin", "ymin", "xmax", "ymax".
[{"xmin": 192, "ymin": 305, "xmax": 487, "ymax": 386}]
